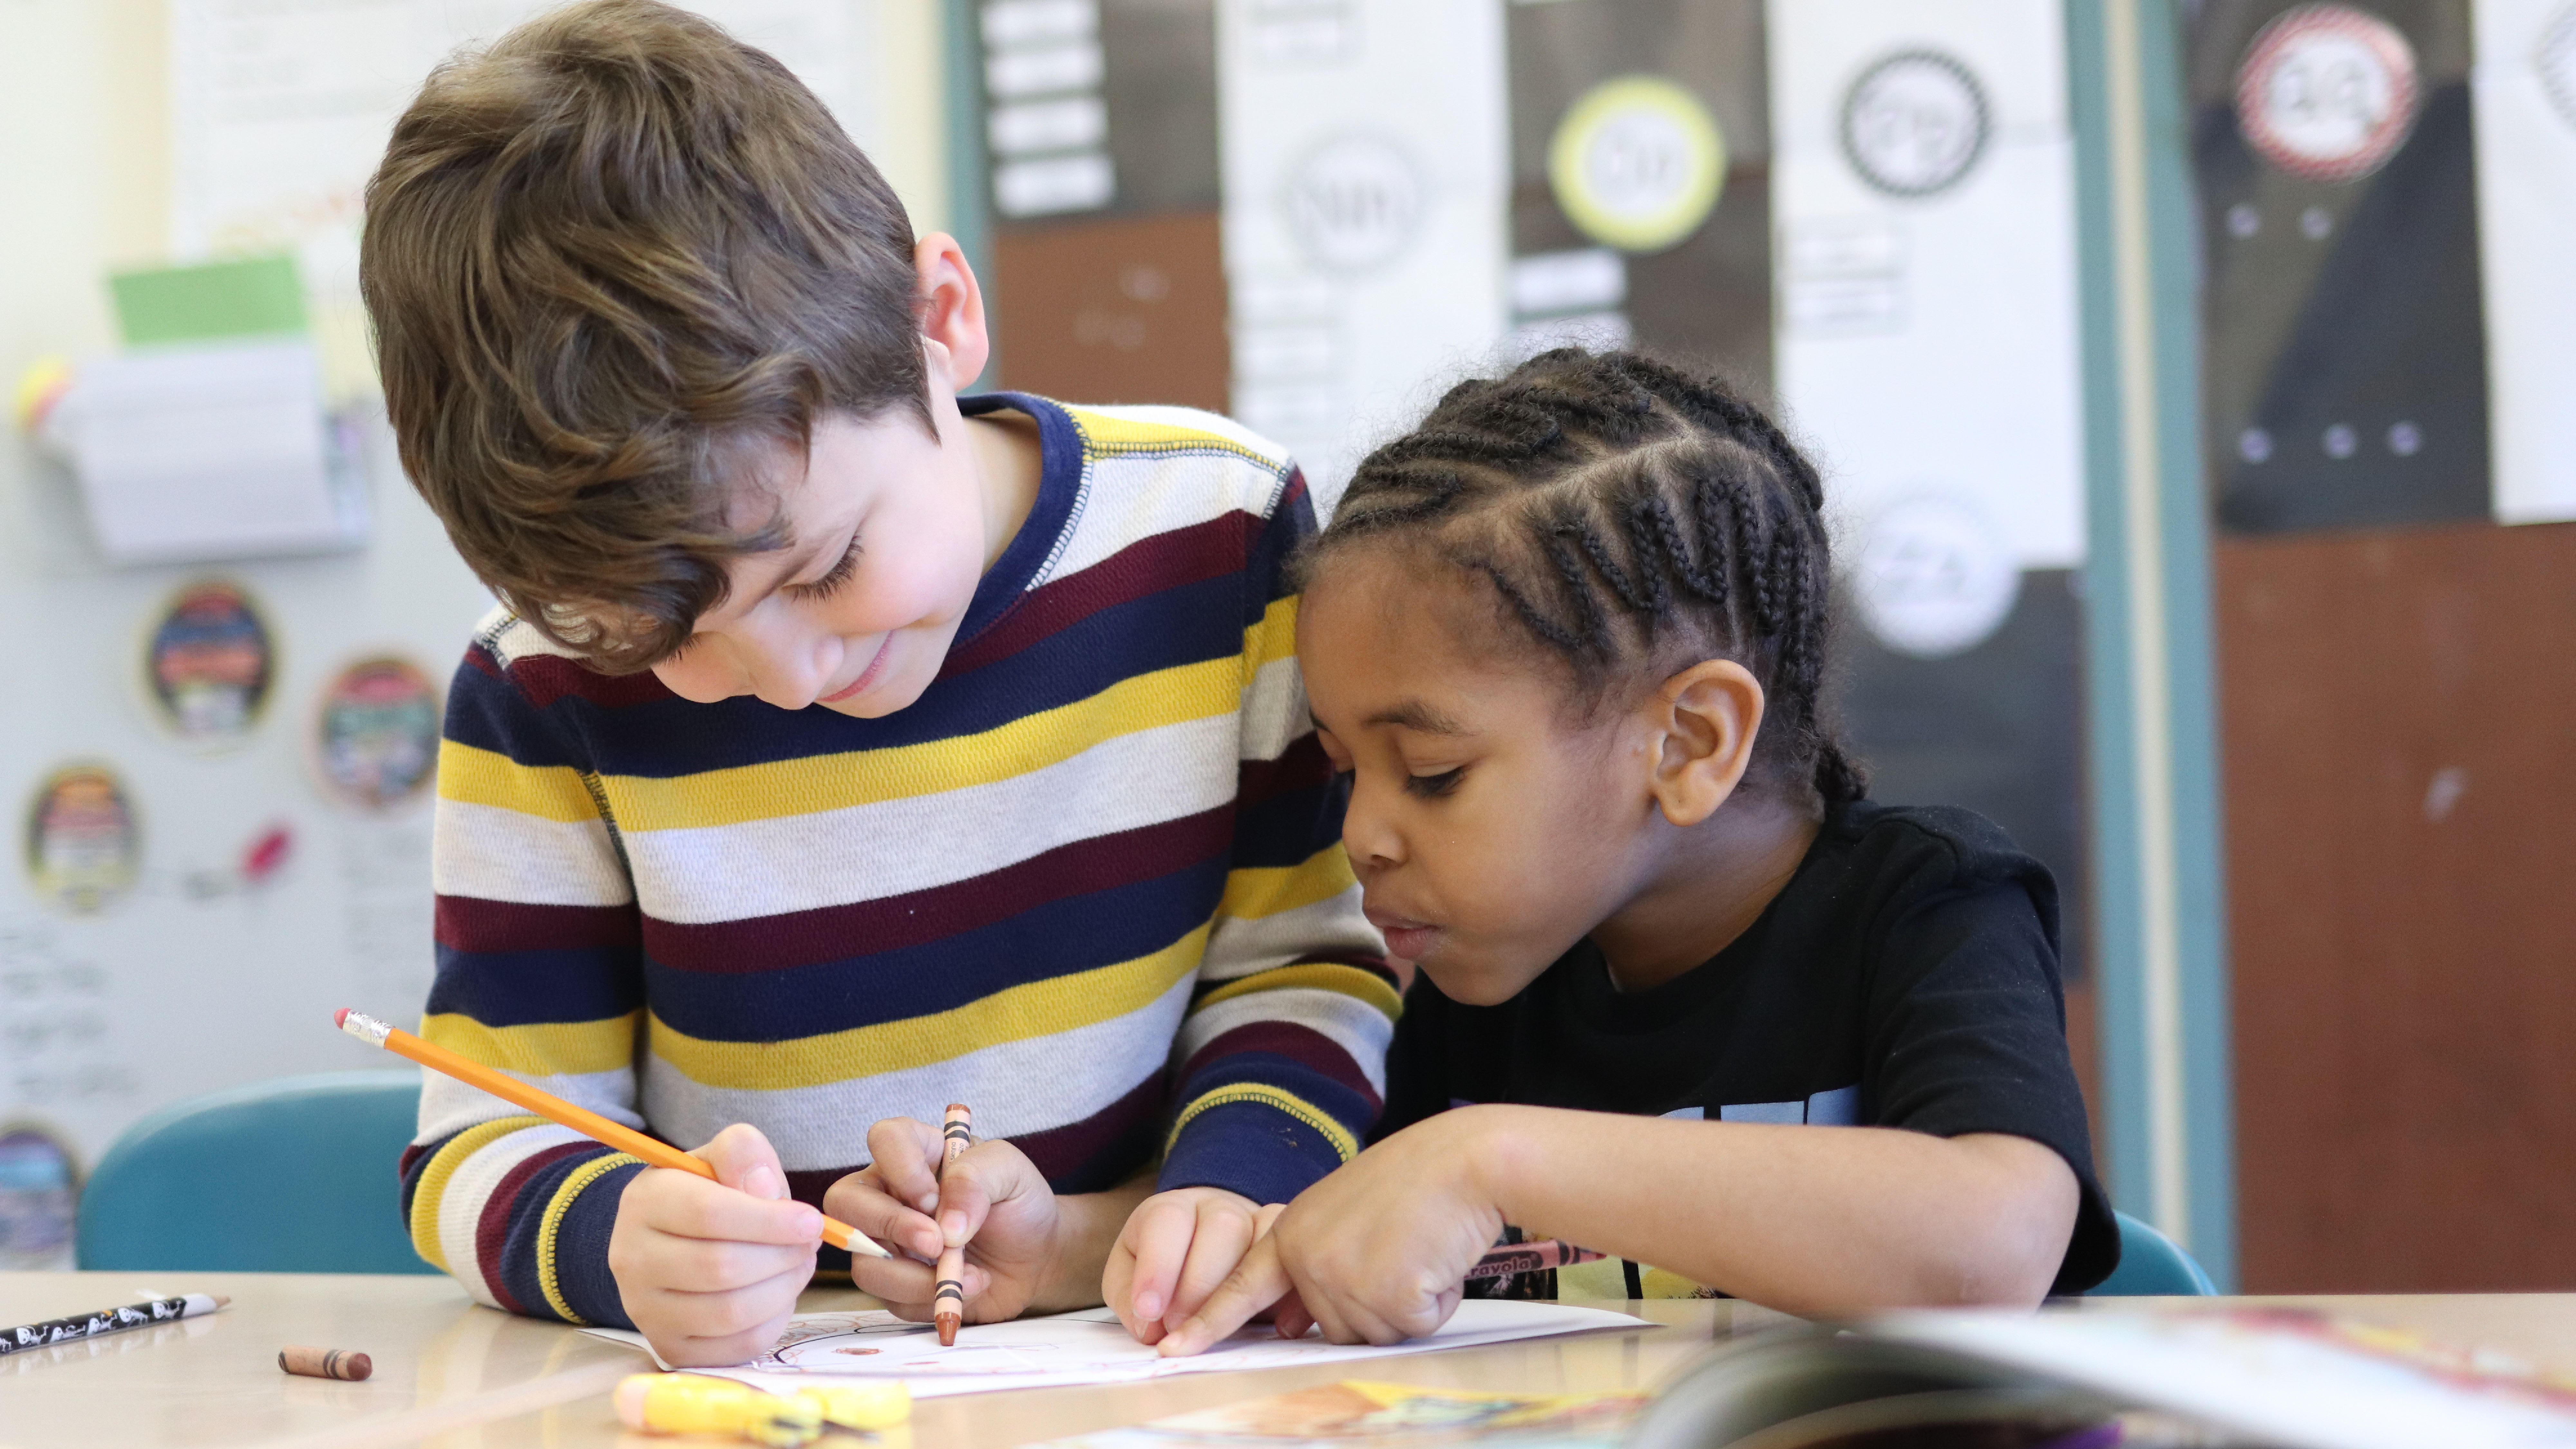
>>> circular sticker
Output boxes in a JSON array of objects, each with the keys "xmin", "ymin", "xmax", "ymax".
[
  {"xmin": 25, "ymin": 764, "xmax": 139, "ymax": 914},
  {"xmin": 145, "ymin": 579, "xmax": 274, "ymax": 748},
  {"xmin": 1851, "ymin": 496, "xmax": 2020, "ymax": 660},
  {"xmin": 315, "ymin": 657, "xmax": 441, "ymax": 812},
  {"xmin": 1839, "ymin": 50, "xmax": 1992, "ymax": 198},
  {"xmin": 0, "ymin": 1125, "xmax": 79, "ymax": 1270},
  {"xmin": 2542, "ymin": 4, "xmax": 2576, "ymax": 130},
  {"xmin": 1548, "ymin": 76, "xmax": 1727, "ymax": 253},
  {"xmin": 1285, "ymin": 135, "xmax": 1426, "ymax": 273},
  {"xmin": 2235, "ymin": 5, "xmax": 2421, "ymax": 183}
]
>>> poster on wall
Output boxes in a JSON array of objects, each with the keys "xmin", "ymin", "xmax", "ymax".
[
  {"xmin": 2473, "ymin": 0, "xmax": 2576, "ymax": 524},
  {"xmin": 2191, "ymin": 0, "xmax": 2489, "ymax": 534},
  {"xmin": 142, "ymin": 579, "xmax": 275, "ymax": 750},
  {"xmin": 1218, "ymin": 0, "xmax": 1511, "ymax": 503},
  {"xmin": 312, "ymin": 656, "xmax": 442, "ymax": 813},
  {"xmin": 1766, "ymin": 0, "xmax": 2092, "ymax": 983},
  {"xmin": 23, "ymin": 765, "xmax": 140, "ymax": 916}
]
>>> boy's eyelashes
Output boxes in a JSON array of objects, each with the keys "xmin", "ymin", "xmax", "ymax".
[{"xmin": 786, "ymin": 535, "xmax": 863, "ymax": 602}]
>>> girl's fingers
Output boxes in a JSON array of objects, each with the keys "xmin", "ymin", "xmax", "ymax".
[
  {"xmin": 1273, "ymin": 1290, "xmax": 1315, "ymax": 1341},
  {"xmin": 1163, "ymin": 1204, "xmax": 1256, "ymax": 1328},
  {"xmin": 637, "ymin": 1167, "xmax": 824, "ymax": 1245},
  {"xmin": 1121, "ymin": 1195, "xmax": 1199, "ymax": 1328},
  {"xmin": 1156, "ymin": 1236, "xmax": 1290, "ymax": 1357}
]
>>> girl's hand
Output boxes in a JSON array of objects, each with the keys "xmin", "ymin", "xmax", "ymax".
[
  {"xmin": 1155, "ymin": 1109, "xmax": 1508, "ymax": 1354},
  {"xmin": 825, "ymin": 1118, "xmax": 1061, "ymax": 1326},
  {"xmin": 1103, "ymin": 1188, "xmax": 1278, "ymax": 1345}
]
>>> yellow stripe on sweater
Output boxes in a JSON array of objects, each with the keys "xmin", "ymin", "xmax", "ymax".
[
  {"xmin": 1243, "ymin": 594, "xmax": 1299, "ymax": 674},
  {"xmin": 536, "ymin": 1152, "xmax": 641, "ymax": 1325},
  {"xmin": 1217, "ymin": 846, "xmax": 1359, "ymax": 923},
  {"xmin": 1070, "ymin": 408, "xmax": 1286, "ymax": 469},
  {"xmin": 594, "ymin": 657, "xmax": 1241, "ymax": 831},
  {"xmin": 436, "ymin": 740, "xmax": 609, "ymax": 823},
  {"xmin": 408, "ymin": 1116, "xmax": 546, "ymax": 1271},
  {"xmin": 649, "ymin": 924, "xmax": 1212, "ymax": 1090},
  {"xmin": 1194, "ymin": 961, "xmax": 1402, "ymax": 1021},
  {"xmin": 418, "ymin": 1012, "xmax": 640, "ymax": 1079},
  {"xmin": 1165, "ymin": 1083, "xmax": 1359, "ymax": 1165}
]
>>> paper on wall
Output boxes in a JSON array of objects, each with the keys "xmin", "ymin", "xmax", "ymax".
[
  {"xmin": 2473, "ymin": 0, "xmax": 2576, "ymax": 525},
  {"xmin": 167, "ymin": 1, "xmax": 886, "ymax": 393},
  {"xmin": 583, "ymin": 1300, "xmax": 1644, "ymax": 1400},
  {"xmin": 1767, "ymin": 0, "xmax": 2088, "ymax": 612},
  {"xmin": 1217, "ymin": 0, "xmax": 1511, "ymax": 507}
]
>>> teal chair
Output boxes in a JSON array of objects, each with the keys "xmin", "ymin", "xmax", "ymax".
[
  {"xmin": 77, "ymin": 1070, "xmax": 437, "ymax": 1274},
  {"xmin": 2091, "ymin": 1209, "xmax": 2218, "ymax": 1296}
]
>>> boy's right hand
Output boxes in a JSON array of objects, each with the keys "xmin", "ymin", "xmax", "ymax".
[{"xmin": 608, "ymin": 1123, "xmax": 823, "ymax": 1368}]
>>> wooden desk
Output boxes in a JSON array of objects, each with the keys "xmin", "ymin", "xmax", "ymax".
[{"xmin": 6, "ymin": 1273, "xmax": 2574, "ymax": 1448}]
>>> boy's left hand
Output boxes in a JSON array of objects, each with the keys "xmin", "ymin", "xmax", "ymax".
[
  {"xmin": 1103, "ymin": 1187, "xmax": 1282, "ymax": 1345},
  {"xmin": 1154, "ymin": 1110, "xmax": 1506, "ymax": 1355},
  {"xmin": 825, "ymin": 1118, "xmax": 1061, "ymax": 1326}
]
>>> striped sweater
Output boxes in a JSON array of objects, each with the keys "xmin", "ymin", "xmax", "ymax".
[{"xmin": 399, "ymin": 395, "xmax": 1395, "ymax": 1327}]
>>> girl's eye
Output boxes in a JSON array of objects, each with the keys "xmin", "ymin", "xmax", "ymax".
[
  {"xmin": 1404, "ymin": 768, "xmax": 1465, "ymax": 800},
  {"xmin": 789, "ymin": 537, "xmax": 862, "ymax": 602}
]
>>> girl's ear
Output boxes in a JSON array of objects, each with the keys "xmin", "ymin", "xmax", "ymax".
[{"xmin": 1643, "ymin": 659, "xmax": 1766, "ymax": 827}]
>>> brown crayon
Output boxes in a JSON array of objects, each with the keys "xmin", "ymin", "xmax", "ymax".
[
  {"xmin": 279, "ymin": 1345, "xmax": 372, "ymax": 1380},
  {"xmin": 933, "ymin": 1103, "xmax": 973, "ymax": 1347},
  {"xmin": 1465, "ymin": 1237, "xmax": 1603, "ymax": 1283}
]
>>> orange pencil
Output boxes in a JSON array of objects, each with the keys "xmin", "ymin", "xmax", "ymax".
[
  {"xmin": 334, "ymin": 1008, "xmax": 888, "ymax": 1260},
  {"xmin": 932, "ymin": 1103, "xmax": 972, "ymax": 1346}
]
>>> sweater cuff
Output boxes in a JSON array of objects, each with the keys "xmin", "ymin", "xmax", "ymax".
[
  {"xmin": 1156, "ymin": 1087, "xmax": 1357, "ymax": 1205},
  {"xmin": 541, "ymin": 1157, "xmax": 643, "ymax": 1329}
]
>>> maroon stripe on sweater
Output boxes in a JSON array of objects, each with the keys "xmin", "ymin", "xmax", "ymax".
[
  {"xmin": 642, "ymin": 804, "xmax": 1233, "ymax": 973},
  {"xmin": 1012, "ymin": 1071, "xmax": 1170, "ymax": 1188},
  {"xmin": 1177, "ymin": 1020, "xmax": 1382, "ymax": 1108},
  {"xmin": 942, "ymin": 510, "xmax": 1262, "ymax": 679},
  {"xmin": 503, "ymin": 654, "xmax": 677, "ymax": 710},
  {"xmin": 1236, "ymin": 733, "xmax": 1335, "ymax": 810},
  {"xmin": 437, "ymin": 896, "xmax": 642, "ymax": 953},
  {"xmin": 472, "ymin": 1140, "xmax": 597, "ymax": 1317}
]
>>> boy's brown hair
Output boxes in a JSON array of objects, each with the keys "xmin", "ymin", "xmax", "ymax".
[{"xmin": 362, "ymin": 0, "xmax": 929, "ymax": 671}]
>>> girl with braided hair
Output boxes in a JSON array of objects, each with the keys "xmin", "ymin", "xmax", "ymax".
[{"xmin": 1150, "ymin": 349, "xmax": 2116, "ymax": 1355}]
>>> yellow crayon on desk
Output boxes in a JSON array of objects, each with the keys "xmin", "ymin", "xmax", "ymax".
[{"xmin": 614, "ymin": 1373, "xmax": 909, "ymax": 1446}]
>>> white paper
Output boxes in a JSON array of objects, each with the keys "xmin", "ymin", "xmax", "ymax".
[
  {"xmin": 1767, "ymin": 0, "xmax": 2088, "ymax": 573},
  {"xmin": 2473, "ymin": 0, "xmax": 2576, "ymax": 525},
  {"xmin": 585, "ymin": 1300, "xmax": 1643, "ymax": 1400},
  {"xmin": 56, "ymin": 341, "xmax": 361, "ymax": 564},
  {"xmin": 1218, "ymin": 0, "xmax": 1511, "ymax": 507}
]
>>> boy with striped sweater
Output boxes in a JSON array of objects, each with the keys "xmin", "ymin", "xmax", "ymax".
[{"xmin": 362, "ymin": 2, "xmax": 1389, "ymax": 1366}]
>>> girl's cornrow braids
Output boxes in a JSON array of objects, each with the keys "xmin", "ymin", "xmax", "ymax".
[{"xmin": 1321, "ymin": 347, "xmax": 1865, "ymax": 805}]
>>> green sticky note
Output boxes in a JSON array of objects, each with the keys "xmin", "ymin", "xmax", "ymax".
[{"xmin": 110, "ymin": 256, "xmax": 308, "ymax": 346}]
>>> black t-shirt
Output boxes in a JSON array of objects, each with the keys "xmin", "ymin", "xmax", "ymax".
[{"xmin": 1377, "ymin": 800, "xmax": 2121, "ymax": 1296}]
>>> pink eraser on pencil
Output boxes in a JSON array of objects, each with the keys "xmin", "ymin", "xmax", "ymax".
[{"xmin": 334, "ymin": 1008, "xmax": 350, "ymax": 1029}]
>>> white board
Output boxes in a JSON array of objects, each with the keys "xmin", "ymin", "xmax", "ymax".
[
  {"xmin": 1217, "ymin": 0, "xmax": 1511, "ymax": 506},
  {"xmin": 2473, "ymin": 0, "xmax": 2576, "ymax": 525},
  {"xmin": 1768, "ymin": 0, "xmax": 2088, "ymax": 627}
]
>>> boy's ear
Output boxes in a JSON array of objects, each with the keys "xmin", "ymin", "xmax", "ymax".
[
  {"xmin": 914, "ymin": 232, "xmax": 991, "ymax": 393},
  {"xmin": 1642, "ymin": 659, "xmax": 1765, "ymax": 828}
]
